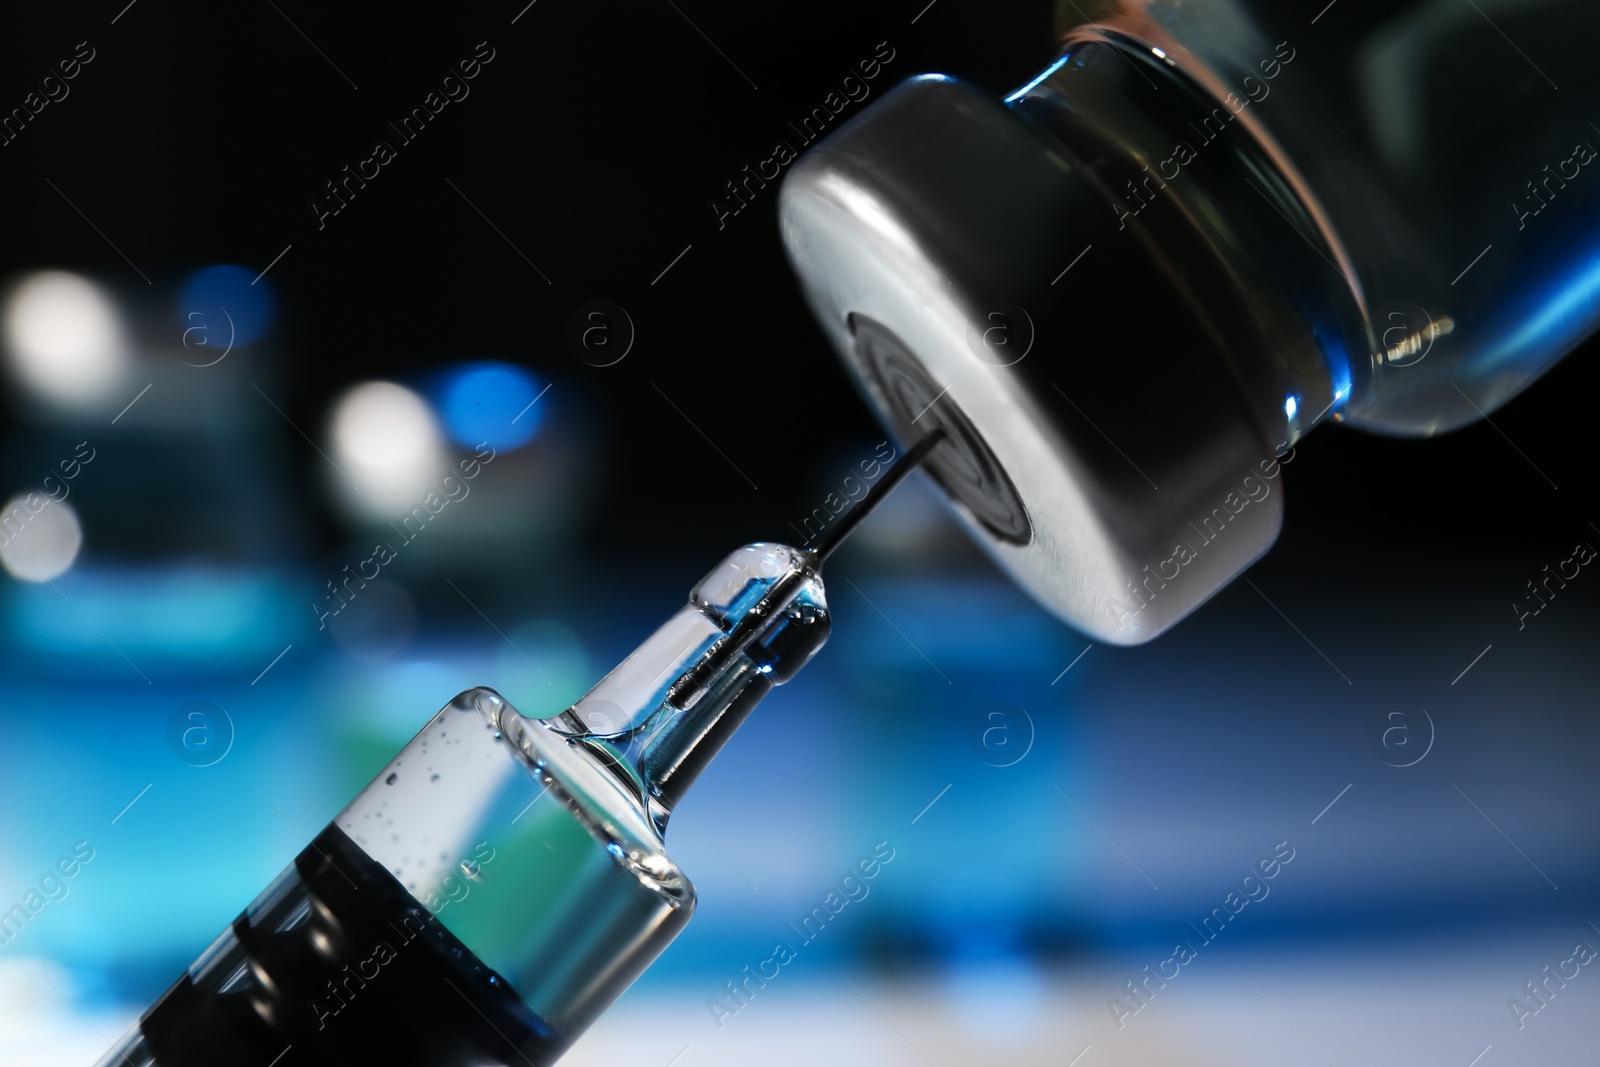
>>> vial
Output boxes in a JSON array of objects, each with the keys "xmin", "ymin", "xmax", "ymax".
[{"xmin": 780, "ymin": 1, "xmax": 1599, "ymax": 643}]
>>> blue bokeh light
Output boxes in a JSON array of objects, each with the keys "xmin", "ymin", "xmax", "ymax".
[
  {"xmin": 176, "ymin": 264, "xmax": 277, "ymax": 348},
  {"xmin": 437, "ymin": 362, "xmax": 545, "ymax": 451}
]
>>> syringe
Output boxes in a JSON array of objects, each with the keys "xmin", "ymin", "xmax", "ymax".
[{"xmin": 96, "ymin": 430, "xmax": 943, "ymax": 1067}]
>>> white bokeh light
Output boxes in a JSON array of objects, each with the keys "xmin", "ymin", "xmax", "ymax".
[
  {"xmin": 0, "ymin": 495, "xmax": 83, "ymax": 581},
  {"xmin": 330, "ymin": 381, "xmax": 446, "ymax": 518},
  {"xmin": 4, "ymin": 272, "xmax": 127, "ymax": 409}
]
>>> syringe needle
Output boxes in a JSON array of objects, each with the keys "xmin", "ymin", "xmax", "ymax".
[{"xmin": 810, "ymin": 428, "xmax": 947, "ymax": 565}]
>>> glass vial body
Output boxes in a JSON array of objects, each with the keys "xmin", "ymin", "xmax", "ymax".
[{"xmin": 1033, "ymin": 0, "xmax": 1600, "ymax": 438}]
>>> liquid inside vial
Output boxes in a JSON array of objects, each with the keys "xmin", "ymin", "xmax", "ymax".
[{"xmin": 105, "ymin": 688, "xmax": 692, "ymax": 1067}]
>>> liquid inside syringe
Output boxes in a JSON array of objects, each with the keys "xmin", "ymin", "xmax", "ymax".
[{"xmin": 97, "ymin": 432, "xmax": 945, "ymax": 1067}]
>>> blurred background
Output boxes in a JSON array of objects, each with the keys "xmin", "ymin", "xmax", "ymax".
[{"xmin": 0, "ymin": 1, "xmax": 1596, "ymax": 1065}]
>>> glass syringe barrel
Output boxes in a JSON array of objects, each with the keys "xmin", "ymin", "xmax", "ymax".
[
  {"xmin": 96, "ymin": 543, "xmax": 828, "ymax": 1067},
  {"xmin": 550, "ymin": 543, "xmax": 829, "ymax": 825}
]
